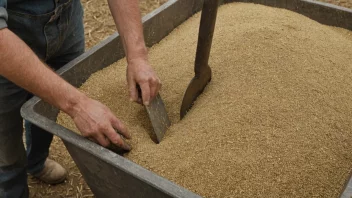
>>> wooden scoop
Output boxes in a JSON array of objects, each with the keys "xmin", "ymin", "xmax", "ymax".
[{"xmin": 180, "ymin": 0, "xmax": 220, "ymax": 119}]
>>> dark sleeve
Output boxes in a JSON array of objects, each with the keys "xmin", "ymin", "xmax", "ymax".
[{"xmin": 0, "ymin": 0, "xmax": 8, "ymax": 30}]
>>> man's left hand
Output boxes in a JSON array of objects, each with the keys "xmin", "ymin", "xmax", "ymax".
[{"xmin": 127, "ymin": 58, "xmax": 161, "ymax": 106}]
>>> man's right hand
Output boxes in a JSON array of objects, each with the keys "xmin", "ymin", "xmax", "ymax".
[{"xmin": 69, "ymin": 96, "xmax": 132, "ymax": 151}]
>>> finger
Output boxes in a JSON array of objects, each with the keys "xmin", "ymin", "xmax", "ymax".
[
  {"xmin": 149, "ymin": 78, "xmax": 159, "ymax": 100},
  {"xmin": 104, "ymin": 127, "xmax": 131, "ymax": 151},
  {"xmin": 128, "ymin": 79, "xmax": 138, "ymax": 102},
  {"xmin": 111, "ymin": 117, "xmax": 131, "ymax": 139},
  {"xmin": 88, "ymin": 137, "xmax": 98, "ymax": 144},
  {"xmin": 137, "ymin": 98, "xmax": 143, "ymax": 105},
  {"xmin": 140, "ymin": 82, "xmax": 151, "ymax": 106},
  {"xmin": 94, "ymin": 133, "xmax": 110, "ymax": 147}
]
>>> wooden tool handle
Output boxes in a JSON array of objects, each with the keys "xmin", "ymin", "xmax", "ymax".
[{"xmin": 194, "ymin": 0, "xmax": 220, "ymax": 77}]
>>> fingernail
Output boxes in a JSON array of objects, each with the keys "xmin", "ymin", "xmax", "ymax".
[
  {"xmin": 144, "ymin": 101, "xmax": 149, "ymax": 106},
  {"xmin": 129, "ymin": 98, "xmax": 133, "ymax": 102},
  {"xmin": 124, "ymin": 143, "xmax": 132, "ymax": 151}
]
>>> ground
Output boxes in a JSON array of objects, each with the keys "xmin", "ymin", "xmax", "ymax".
[{"xmin": 28, "ymin": 0, "xmax": 352, "ymax": 197}]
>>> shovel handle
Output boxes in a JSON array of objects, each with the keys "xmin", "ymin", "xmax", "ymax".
[{"xmin": 194, "ymin": 0, "xmax": 220, "ymax": 77}]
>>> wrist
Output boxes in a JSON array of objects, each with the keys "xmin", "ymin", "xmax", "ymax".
[
  {"xmin": 126, "ymin": 45, "xmax": 148, "ymax": 65},
  {"xmin": 61, "ymin": 91, "xmax": 89, "ymax": 118}
]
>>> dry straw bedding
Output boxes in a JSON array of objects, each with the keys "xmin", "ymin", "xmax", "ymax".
[{"xmin": 57, "ymin": 2, "xmax": 352, "ymax": 198}]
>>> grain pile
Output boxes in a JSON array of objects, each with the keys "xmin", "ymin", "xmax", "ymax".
[{"xmin": 57, "ymin": 3, "xmax": 352, "ymax": 197}]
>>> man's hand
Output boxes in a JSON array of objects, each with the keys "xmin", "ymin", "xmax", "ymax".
[
  {"xmin": 0, "ymin": 29, "xmax": 131, "ymax": 150},
  {"xmin": 107, "ymin": 0, "xmax": 161, "ymax": 105},
  {"xmin": 127, "ymin": 58, "xmax": 161, "ymax": 105},
  {"xmin": 69, "ymin": 97, "xmax": 131, "ymax": 151}
]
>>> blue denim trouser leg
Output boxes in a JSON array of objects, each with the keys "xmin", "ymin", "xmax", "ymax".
[
  {"xmin": 25, "ymin": 14, "xmax": 85, "ymax": 174},
  {"xmin": 0, "ymin": 0, "xmax": 84, "ymax": 197},
  {"xmin": 0, "ymin": 85, "xmax": 29, "ymax": 198}
]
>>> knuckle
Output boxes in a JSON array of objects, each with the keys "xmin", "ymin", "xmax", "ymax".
[
  {"xmin": 86, "ymin": 128, "xmax": 96, "ymax": 136},
  {"xmin": 101, "ymin": 140, "xmax": 110, "ymax": 147},
  {"xmin": 114, "ymin": 122, "xmax": 122, "ymax": 131},
  {"xmin": 139, "ymin": 78, "xmax": 148, "ymax": 84},
  {"xmin": 98, "ymin": 123, "xmax": 108, "ymax": 131},
  {"xmin": 111, "ymin": 136, "xmax": 121, "ymax": 146},
  {"xmin": 115, "ymin": 119, "xmax": 123, "ymax": 128},
  {"xmin": 148, "ymin": 77, "xmax": 156, "ymax": 83},
  {"xmin": 91, "ymin": 125, "xmax": 99, "ymax": 132},
  {"xmin": 153, "ymin": 77, "xmax": 159, "ymax": 84}
]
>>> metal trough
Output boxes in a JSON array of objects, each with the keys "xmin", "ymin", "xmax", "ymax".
[{"xmin": 21, "ymin": 0, "xmax": 352, "ymax": 197}]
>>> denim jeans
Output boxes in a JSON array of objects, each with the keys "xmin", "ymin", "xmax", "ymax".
[{"xmin": 0, "ymin": 0, "xmax": 85, "ymax": 197}]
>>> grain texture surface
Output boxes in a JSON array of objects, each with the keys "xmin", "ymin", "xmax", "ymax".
[{"xmin": 58, "ymin": 3, "xmax": 352, "ymax": 197}]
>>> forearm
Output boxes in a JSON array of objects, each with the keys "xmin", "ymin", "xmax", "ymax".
[
  {"xmin": 107, "ymin": 0, "xmax": 161, "ymax": 104},
  {"xmin": 107, "ymin": 0, "xmax": 148, "ymax": 63},
  {"xmin": 0, "ymin": 28, "xmax": 86, "ymax": 116}
]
